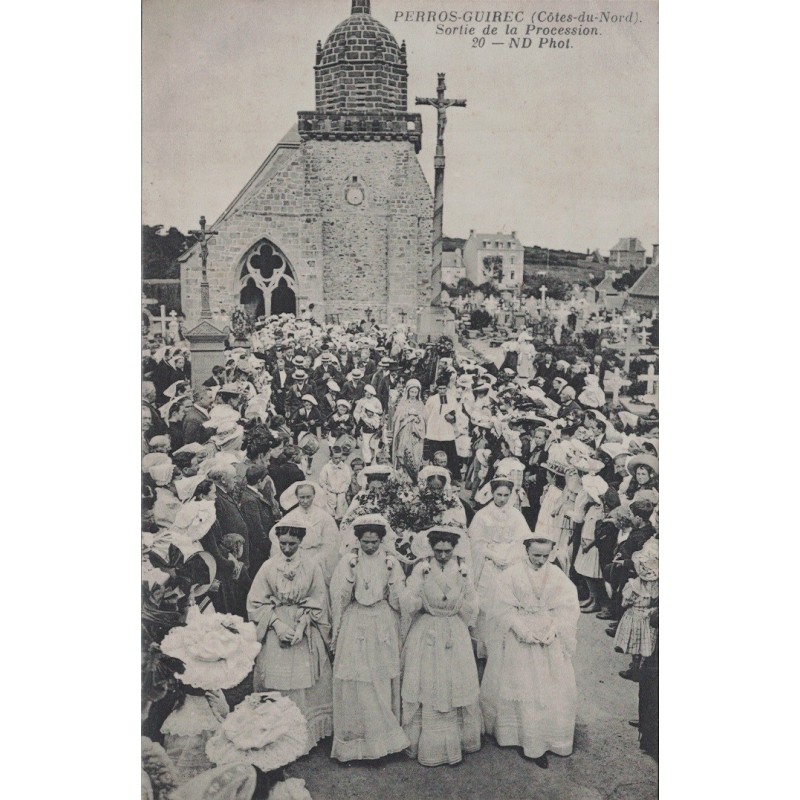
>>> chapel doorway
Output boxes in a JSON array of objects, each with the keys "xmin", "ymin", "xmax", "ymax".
[{"xmin": 238, "ymin": 239, "xmax": 298, "ymax": 318}]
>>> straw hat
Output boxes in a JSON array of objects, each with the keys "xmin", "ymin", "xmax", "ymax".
[{"xmin": 626, "ymin": 453, "xmax": 659, "ymax": 477}]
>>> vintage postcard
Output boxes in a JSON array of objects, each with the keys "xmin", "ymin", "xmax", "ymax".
[{"xmin": 142, "ymin": 2, "xmax": 658, "ymax": 798}]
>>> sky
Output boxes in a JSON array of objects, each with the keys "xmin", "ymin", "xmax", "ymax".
[{"xmin": 143, "ymin": 0, "xmax": 658, "ymax": 255}]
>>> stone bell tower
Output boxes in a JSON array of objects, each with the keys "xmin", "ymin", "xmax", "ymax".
[{"xmin": 181, "ymin": 0, "xmax": 433, "ymax": 327}]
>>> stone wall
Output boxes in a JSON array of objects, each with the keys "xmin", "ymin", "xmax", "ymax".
[
  {"xmin": 180, "ymin": 146, "xmax": 321, "ymax": 326},
  {"xmin": 181, "ymin": 138, "xmax": 433, "ymax": 328},
  {"xmin": 306, "ymin": 139, "xmax": 433, "ymax": 324}
]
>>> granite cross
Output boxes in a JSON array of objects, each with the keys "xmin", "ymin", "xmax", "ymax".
[
  {"xmin": 189, "ymin": 215, "xmax": 219, "ymax": 321},
  {"xmin": 416, "ymin": 74, "xmax": 466, "ymax": 307},
  {"xmin": 156, "ymin": 304, "xmax": 170, "ymax": 338},
  {"xmin": 639, "ymin": 364, "xmax": 659, "ymax": 395},
  {"xmin": 604, "ymin": 367, "xmax": 625, "ymax": 405}
]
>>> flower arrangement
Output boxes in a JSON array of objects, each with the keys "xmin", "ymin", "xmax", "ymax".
[
  {"xmin": 341, "ymin": 476, "xmax": 462, "ymax": 564},
  {"xmin": 159, "ymin": 606, "xmax": 261, "ymax": 691},
  {"xmin": 206, "ymin": 692, "xmax": 309, "ymax": 772},
  {"xmin": 231, "ymin": 306, "xmax": 253, "ymax": 339}
]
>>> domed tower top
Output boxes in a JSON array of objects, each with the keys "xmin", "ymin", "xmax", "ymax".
[
  {"xmin": 298, "ymin": 1, "xmax": 422, "ymax": 152},
  {"xmin": 315, "ymin": 0, "xmax": 407, "ymax": 113}
]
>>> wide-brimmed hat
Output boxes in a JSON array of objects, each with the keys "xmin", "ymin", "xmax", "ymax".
[
  {"xmin": 542, "ymin": 442, "xmax": 572, "ymax": 475},
  {"xmin": 570, "ymin": 454, "xmax": 605, "ymax": 475},
  {"xmin": 348, "ymin": 368, "xmax": 364, "ymax": 380},
  {"xmin": 346, "ymin": 513, "xmax": 393, "ymax": 550},
  {"xmin": 626, "ymin": 453, "xmax": 659, "ymax": 477},
  {"xmin": 159, "ymin": 606, "xmax": 260, "ymax": 691},
  {"xmin": 600, "ymin": 442, "xmax": 630, "ymax": 461},
  {"xmin": 582, "ymin": 474, "xmax": 609, "ymax": 504},
  {"xmin": 292, "ymin": 369, "xmax": 308, "ymax": 381},
  {"xmin": 327, "ymin": 380, "xmax": 341, "ymax": 392},
  {"xmin": 300, "ymin": 394, "xmax": 317, "ymax": 406},
  {"xmin": 360, "ymin": 396, "xmax": 383, "ymax": 415},
  {"xmin": 298, "ymin": 432, "xmax": 320, "ymax": 455}
]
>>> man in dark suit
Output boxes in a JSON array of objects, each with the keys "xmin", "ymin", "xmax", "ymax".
[
  {"xmin": 270, "ymin": 354, "xmax": 292, "ymax": 415},
  {"xmin": 152, "ymin": 350, "xmax": 187, "ymax": 404},
  {"xmin": 312, "ymin": 353, "xmax": 343, "ymax": 394},
  {"xmin": 376, "ymin": 364, "xmax": 401, "ymax": 414},
  {"xmin": 142, "ymin": 381, "xmax": 168, "ymax": 438},
  {"xmin": 203, "ymin": 365, "xmax": 226, "ymax": 388},
  {"xmin": 284, "ymin": 369, "xmax": 317, "ymax": 420},
  {"xmin": 208, "ymin": 464, "xmax": 252, "ymax": 569},
  {"xmin": 239, "ymin": 465, "xmax": 277, "ymax": 575},
  {"xmin": 340, "ymin": 368, "xmax": 366, "ymax": 403},
  {"xmin": 181, "ymin": 387, "xmax": 215, "ymax": 445},
  {"xmin": 269, "ymin": 445, "xmax": 306, "ymax": 497}
]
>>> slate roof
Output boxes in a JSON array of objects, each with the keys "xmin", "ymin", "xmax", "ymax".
[
  {"xmin": 610, "ymin": 237, "xmax": 646, "ymax": 254},
  {"xmin": 628, "ymin": 263, "xmax": 659, "ymax": 298}
]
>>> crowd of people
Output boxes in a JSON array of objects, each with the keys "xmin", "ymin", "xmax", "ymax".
[{"xmin": 142, "ymin": 310, "xmax": 659, "ymax": 798}]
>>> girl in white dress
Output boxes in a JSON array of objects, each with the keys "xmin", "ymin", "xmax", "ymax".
[
  {"xmin": 400, "ymin": 526, "xmax": 482, "ymax": 766},
  {"xmin": 468, "ymin": 478, "xmax": 530, "ymax": 660},
  {"xmin": 329, "ymin": 515, "xmax": 410, "ymax": 761},
  {"xmin": 481, "ymin": 536, "xmax": 580, "ymax": 768}
]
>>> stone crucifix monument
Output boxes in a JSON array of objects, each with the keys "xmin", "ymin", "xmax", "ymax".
[
  {"xmin": 415, "ymin": 72, "xmax": 466, "ymax": 341},
  {"xmin": 185, "ymin": 215, "xmax": 228, "ymax": 389}
]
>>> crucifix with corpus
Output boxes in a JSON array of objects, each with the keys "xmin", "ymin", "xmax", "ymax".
[
  {"xmin": 188, "ymin": 215, "xmax": 219, "ymax": 321},
  {"xmin": 416, "ymin": 74, "xmax": 466, "ymax": 308}
]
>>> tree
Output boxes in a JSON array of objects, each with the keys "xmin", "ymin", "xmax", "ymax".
[
  {"xmin": 470, "ymin": 308, "xmax": 493, "ymax": 330},
  {"xmin": 612, "ymin": 265, "xmax": 646, "ymax": 292},
  {"xmin": 453, "ymin": 277, "xmax": 477, "ymax": 297},
  {"xmin": 482, "ymin": 255, "xmax": 503, "ymax": 284},
  {"xmin": 478, "ymin": 281, "xmax": 500, "ymax": 297},
  {"xmin": 142, "ymin": 225, "xmax": 192, "ymax": 280},
  {"xmin": 522, "ymin": 274, "xmax": 572, "ymax": 301}
]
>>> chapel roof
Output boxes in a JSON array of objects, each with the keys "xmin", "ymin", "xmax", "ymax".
[{"xmin": 628, "ymin": 263, "xmax": 659, "ymax": 298}]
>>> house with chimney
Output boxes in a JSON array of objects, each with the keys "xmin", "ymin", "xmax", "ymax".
[{"xmin": 463, "ymin": 230, "xmax": 524, "ymax": 293}]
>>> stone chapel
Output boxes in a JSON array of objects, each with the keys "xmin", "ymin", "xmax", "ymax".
[{"xmin": 180, "ymin": 0, "xmax": 434, "ymax": 327}]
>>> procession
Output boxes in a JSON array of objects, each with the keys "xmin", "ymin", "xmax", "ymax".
[
  {"xmin": 141, "ymin": 298, "xmax": 659, "ymax": 799},
  {"xmin": 140, "ymin": 2, "xmax": 658, "ymax": 798}
]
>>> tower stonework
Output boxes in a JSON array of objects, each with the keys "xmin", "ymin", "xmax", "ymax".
[{"xmin": 180, "ymin": 0, "xmax": 434, "ymax": 327}]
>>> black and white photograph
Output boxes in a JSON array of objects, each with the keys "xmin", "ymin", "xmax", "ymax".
[{"xmin": 141, "ymin": 2, "xmax": 659, "ymax": 798}]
